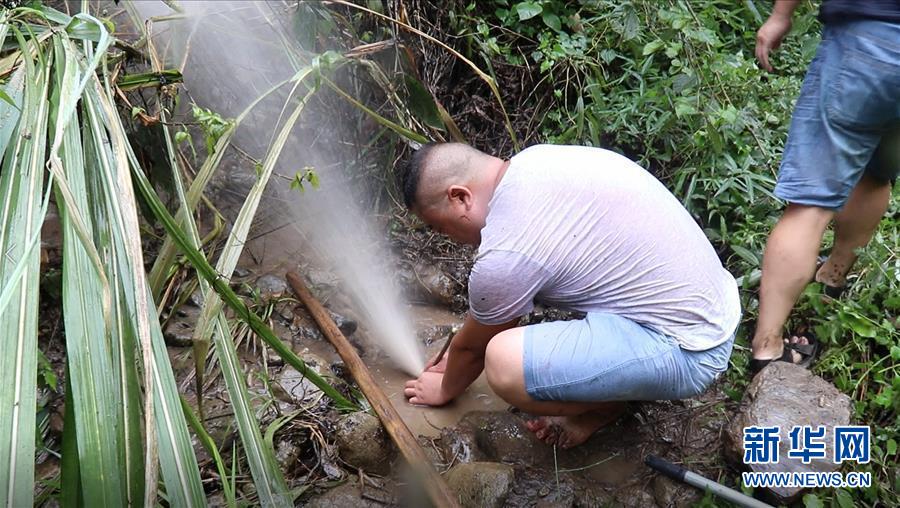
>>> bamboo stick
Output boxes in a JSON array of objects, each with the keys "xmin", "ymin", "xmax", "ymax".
[{"xmin": 286, "ymin": 272, "xmax": 460, "ymax": 508}]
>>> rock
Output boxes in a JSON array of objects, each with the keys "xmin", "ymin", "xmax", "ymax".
[
  {"xmin": 274, "ymin": 440, "xmax": 301, "ymax": 471},
  {"xmin": 295, "ymin": 324, "xmax": 325, "ymax": 341},
  {"xmin": 307, "ymin": 268, "xmax": 339, "ymax": 289},
  {"xmin": 334, "ymin": 412, "xmax": 396, "ymax": 475},
  {"xmin": 402, "ymin": 263, "xmax": 456, "ymax": 306},
  {"xmin": 256, "ymin": 274, "xmax": 288, "ymax": 300},
  {"xmin": 651, "ymin": 475, "xmax": 680, "ymax": 508},
  {"xmin": 724, "ymin": 362, "xmax": 852, "ymax": 503},
  {"xmin": 163, "ymin": 321, "xmax": 193, "ymax": 347},
  {"xmin": 189, "ymin": 288, "xmax": 205, "ymax": 307},
  {"xmin": 272, "ymin": 353, "xmax": 332, "ymax": 407},
  {"xmin": 328, "ymin": 310, "xmax": 358, "ymax": 336},
  {"xmin": 440, "ymin": 424, "xmax": 488, "ymax": 465},
  {"xmin": 441, "ymin": 411, "xmax": 552, "ymax": 465},
  {"xmin": 304, "ymin": 484, "xmax": 383, "ymax": 508},
  {"xmin": 446, "ymin": 462, "xmax": 515, "ymax": 508}
]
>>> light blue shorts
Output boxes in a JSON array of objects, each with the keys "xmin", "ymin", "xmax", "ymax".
[
  {"xmin": 775, "ymin": 20, "xmax": 900, "ymax": 210},
  {"xmin": 522, "ymin": 312, "xmax": 735, "ymax": 402}
]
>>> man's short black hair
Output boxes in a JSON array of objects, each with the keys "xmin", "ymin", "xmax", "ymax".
[{"xmin": 399, "ymin": 142, "xmax": 438, "ymax": 209}]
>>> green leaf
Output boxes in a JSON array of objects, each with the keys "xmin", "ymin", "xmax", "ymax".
[
  {"xmin": 674, "ymin": 101, "xmax": 698, "ymax": 118},
  {"xmin": 174, "ymin": 130, "xmax": 189, "ymax": 144},
  {"xmin": 403, "ymin": 74, "xmax": 445, "ymax": 130},
  {"xmin": 0, "ymin": 88, "xmax": 18, "ymax": 110},
  {"xmin": 802, "ymin": 493, "xmax": 824, "ymax": 508},
  {"xmin": 842, "ymin": 311, "xmax": 878, "ymax": 338},
  {"xmin": 642, "ymin": 39, "xmax": 664, "ymax": 56},
  {"xmin": 515, "ymin": 1, "xmax": 542, "ymax": 20},
  {"xmin": 890, "ymin": 345, "xmax": 900, "ymax": 361},
  {"xmin": 0, "ymin": 28, "xmax": 51, "ymax": 508},
  {"xmin": 887, "ymin": 439, "xmax": 897, "ymax": 456},
  {"xmin": 542, "ymin": 12, "xmax": 561, "ymax": 31},
  {"xmin": 731, "ymin": 244, "xmax": 760, "ymax": 267},
  {"xmin": 307, "ymin": 170, "xmax": 320, "ymax": 189},
  {"xmin": 834, "ymin": 490, "xmax": 854, "ymax": 508}
]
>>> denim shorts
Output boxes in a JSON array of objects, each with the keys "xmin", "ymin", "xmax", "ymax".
[
  {"xmin": 775, "ymin": 20, "xmax": 900, "ymax": 210},
  {"xmin": 522, "ymin": 312, "xmax": 735, "ymax": 402}
]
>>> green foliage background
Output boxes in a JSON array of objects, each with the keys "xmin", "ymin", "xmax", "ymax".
[{"xmin": 445, "ymin": 0, "xmax": 899, "ymax": 504}]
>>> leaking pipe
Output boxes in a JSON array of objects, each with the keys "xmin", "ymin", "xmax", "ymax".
[{"xmin": 287, "ymin": 271, "xmax": 460, "ymax": 508}]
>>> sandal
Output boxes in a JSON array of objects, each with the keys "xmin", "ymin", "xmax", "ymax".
[{"xmin": 749, "ymin": 332, "xmax": 820, "ymax": 375}]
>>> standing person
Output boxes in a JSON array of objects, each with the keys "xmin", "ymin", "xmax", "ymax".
[
  {"xmin": 750, "ymin": 0, "xmax": 900, "ymax": 373},
  {"xmin": 399, "ymin": 143, "xmax": 741, "ymax": 448}
]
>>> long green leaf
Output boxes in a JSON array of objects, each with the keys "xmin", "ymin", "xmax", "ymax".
[
  {"xmin": 180, "ymin": 398, "xmax": 236, "ymax": 508},
  {"xmin": 82, "ymin": 66, "xmax": 206, "ymax": 506},
  {"xmin": 0, "ymin": 26, "xmax": 50, "ymax": 508},
  {"xmin": 160, "ymin": 107, "xmax": 291, "ymax": 506},
  {"xmin": 50, "ymin": 35, "xmax": 126, "ymax": 508}
]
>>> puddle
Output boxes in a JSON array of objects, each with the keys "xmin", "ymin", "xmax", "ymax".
[{"xmin": 366, "ymin": 305, "xmax": 507, "ymax": 437}]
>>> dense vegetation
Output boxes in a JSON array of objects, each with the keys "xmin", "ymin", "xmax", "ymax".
[
  {"xmin": 1, "ymin": 0, "xmax": 896, "ymax": 506},
  {"xmin": 438, "ymin": 1, "xmax": 899, "ymax": 505}
]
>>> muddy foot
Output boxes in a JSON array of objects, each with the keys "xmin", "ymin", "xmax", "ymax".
[{"xmin": 525, "ymin": 407, "xmax": 625, "ymax": 449}]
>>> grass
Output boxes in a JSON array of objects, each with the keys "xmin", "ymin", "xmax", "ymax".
[{"xmin": 0, "ymin": 4, "xmax": 358, "ymax": 506}]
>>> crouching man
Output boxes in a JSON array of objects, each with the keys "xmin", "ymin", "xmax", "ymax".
[{"xmin": 401, "ymin": 143, "xmax": 740, "ymax": 449}]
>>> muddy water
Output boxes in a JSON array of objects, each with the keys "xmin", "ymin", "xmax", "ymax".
[
  {"xmin": 272, "ymin": 294, "xmax": 507, "ymax": 437},
  {"xmin": 371, "ymin": 305, "xmax": 507, "ymax": 437}
]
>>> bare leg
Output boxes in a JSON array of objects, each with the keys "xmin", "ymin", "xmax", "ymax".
[
  {"xmin": 751, "ymin": 204, "xmax": 833, "ymax": 361},
  {"xmin": 816, "ymin": 174, "xmax": 892, "ymax": 287},
  {"xmin": 483, "ymin": 328, "xmax": 626, "ymax": 449}
]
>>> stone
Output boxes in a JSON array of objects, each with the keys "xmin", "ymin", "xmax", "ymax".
[
  {"xmin": 724, "ymin": 362, "xmax": 852, "ymax": 503},
  {"xmin": 440, "ymin": 411, "xmax": 553, "ymax": 465},
  {"xmin": 328, "ymin": 309, "xmax": 358, "ymax": 336},
  {"xmin": 304, "ymin": 484, "xmax": 383, "ymax": 508},
  {"xmin": 274, "ymin": 440, "xmax": 301, "ymax": 471},
  {"xmin": 446, "ymin": 462, "xmax": 515, "ymax": 508},
  {"xmin": 651, "ymin": 475, "xmax": 679, "ymax": 508},
  {"xmin": 334, "ymin": 412, "xmax": 396, "ymax": 475},
  {"xmin": 189, "ymin": 288, "xmax": 205, "ymax": 307},
  {"xmin": 256, "ymin": 274, "xmax": 288, "ymax": 300},
  {"xmin": 163, "ymin": 321, "xmax": 193, "ymax": 347},
  {"xmin": 402, "ymin": 263, "xmax": 456, "ymax": 306},
  {"xmin": 307, "ymin": 268, "xmax": 339, "ymax": 289},
  {"xmin": 272, "ymin": 353, "xmax": 331, "ymax": 406}
]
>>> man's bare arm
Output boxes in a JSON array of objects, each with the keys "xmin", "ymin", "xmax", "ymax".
[{"xmin": 439, "ymin": 314, "xmax": 519, "ymax": 400}]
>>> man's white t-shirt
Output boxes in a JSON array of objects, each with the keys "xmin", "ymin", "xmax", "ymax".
[{"xmin": 468, "ymin": 144, "xmax": 741, "ymax": 351}]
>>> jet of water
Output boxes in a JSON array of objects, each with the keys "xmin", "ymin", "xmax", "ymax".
[{"xmin": 135, "ymin": 0, "xmax": 425, "ymax": 375}]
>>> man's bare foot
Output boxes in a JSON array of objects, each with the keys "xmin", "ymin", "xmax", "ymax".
[
  {"xmin": 815, "ymin": 256, "xmax": 849, "ymax": 289},
  {"xmin": 524, "ymin": 404, "xmax": 626, "ymax": 449}
]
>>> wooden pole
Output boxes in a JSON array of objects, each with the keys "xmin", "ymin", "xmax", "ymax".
[{"xmin": 286, "ymin": 272, "xmax": 460, "ymax": 508}]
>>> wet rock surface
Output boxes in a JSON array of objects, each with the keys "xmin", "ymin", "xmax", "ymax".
[
  {"xmin": 255, "ymin": 274, "xmax": 289, "ymax": 300},
  {"xmin": 304, "ymin": 483, "xmax": 387, "ymax": 508},
  {"xmin": 400, "ymin": 263, "xmax": 459, "ymax": 306},
  {"xmin": 271, "ymin": 352, "xmax": 333, "ymax": 408},
  {"xmin": 435, "ymin": 409, "xmax": 705, "ymax": 507},
  {"xmin": 335, "ymin": 412, "xmax": 397, "ymax": 475},
  {"xmin": 724, "ymin": 362, "xmax": 851, "ymax": 503},
  {"xmin": 446, "ymin": 462, "xmax": 515, "ymax": 508}
]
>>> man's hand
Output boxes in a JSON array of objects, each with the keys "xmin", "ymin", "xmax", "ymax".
[
  {"xmin": 755, "ymin": 2, "xmax": 799, "ymax": 72},
  {"xmin": 404, "ymin": 372, "xmax": 450, "ymax": 406}
]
